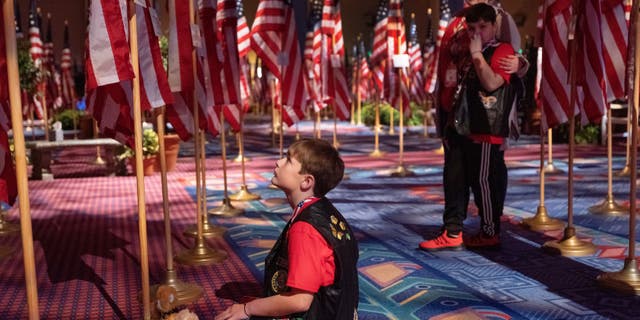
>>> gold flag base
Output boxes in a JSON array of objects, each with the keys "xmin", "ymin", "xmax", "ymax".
[
  {"xmin": 208, "ymin": 198, "xmax": 244, "ymax": 218},
  {"xmin": 174, "ymin": 238, "xmax": 227, "ymax": 266},
  {"xmin": 93, "ymin": 155, "xmax": 106, "ymax": 165},
  {"xmin": 233, "ymin": 154, "xmax": 250, "ymax": 163},
  {"xmin": 597, "ymin": 258, "xmax": 640, "ymax": 295},
  {"xmin": 615, "ymin": 164, "xmax": 631, "ymax": 177},
  {"xmin": 182, "ymin": 220, "xmax": 226, "ymax": 238},
  {"xmin": 434, "ymin": 144, "xmax": 444, "ymax": 155},
  {"xmin": 588, "ymin": 195, "xmax": 629, "ymax": 215},
  {"xmin": 390, "ymin": 165, "xmax": 415, "ymax": 177},
  {"xmin": 521, "ymin": 205, "xmax": 565, "ymax": 232},
  {"xmin": 369, "ymin": 149, "xmax": 385, "ymax": 158},
  {"xmin": 542, "ymin": 227, "xmax": 597, "ymax": 257},
  {"xmin": 542, "ymin": 162, "xmax": 564, "ymax": 175},
  {"xmin": 149, "ymin": 270, "xmax": 203, "ymax": 308},
  {"xmin": 229, "ymin": 185, "xmax": 261, "ymax": 201}
]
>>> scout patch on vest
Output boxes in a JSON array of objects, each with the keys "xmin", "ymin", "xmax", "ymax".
[
  {"xmin": 271, "ymin": 270, "xmax": 288, "ymax": 293},
  {"xmin": 330, "ymin": 215, "xmax": 351, "ymax": 241}
]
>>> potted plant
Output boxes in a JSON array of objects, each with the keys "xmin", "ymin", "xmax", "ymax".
[
  {"xmin": 154, "ymin": 122, "xmax": 181, "ymax": 172},
  {"xmin": 118, "ymin": 128, "xmax": 160, "ymax": 176}
]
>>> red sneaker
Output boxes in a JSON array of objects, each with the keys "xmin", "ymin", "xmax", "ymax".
[
  {"xmin": 464, "ymin": 233, "xmax": 500, "ymax": 248},
  {"xmin": 419, "ymin": 231, "xmax": 464, "ymax": 251}
]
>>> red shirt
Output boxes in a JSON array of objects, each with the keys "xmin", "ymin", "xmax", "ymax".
[
  {"xmin": 469, "ymin": 42, "xmax": 514, "ymax": 145},
  {"xmin": 285, "ymin": 197, "xmax": 335, "ymax": 293}
]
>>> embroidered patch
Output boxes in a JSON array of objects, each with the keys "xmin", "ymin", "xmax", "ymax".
[{"xmin": 271, "ymin": 270, "xmax": 287, "ymax": 293}]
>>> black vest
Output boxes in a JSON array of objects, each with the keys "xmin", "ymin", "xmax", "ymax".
[
  {"xmin": 464, "ymin": 44, "xmax": 516, "ymax": 137},
  {"xmin": 260, "ymin": 197, "xmax": 359, "ymax": 320}
]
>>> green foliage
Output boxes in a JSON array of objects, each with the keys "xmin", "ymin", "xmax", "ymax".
[
  {"xmin": 118, "ymin": 129, "xmax": 160, "ymax": 160},
  {"xmin": 18, "ymin": 41, "xmax": 38, "ymax": 94},
  {"xmin": 361, "ymin": 101, "xmax": 427, "ymax": 127},
  {"xmin": 159, "ymin": 36, "xmax": 168, "ymax": 71},
  {"xmin": 554, "ymin": 122, "xmax": 601, "ymax": 144},
  {"xmin": 53, "ymin": 109, "xmax": 83, "ymax": 130}
]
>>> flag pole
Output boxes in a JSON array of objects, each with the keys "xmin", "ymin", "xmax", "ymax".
[
  {"xmin": 230, "ymin": 111, "xmax": 261, "ymax": 201},
  {"xmin": 36, "ymin": 8, "xmax": 48, "ymax": 142},
  {"xmin": 588, "ymin": 106, "xmax": 628, "ymax": 215},
  {"xmin": 330, "ymin": 33, "xmax": 340, "ymax": 149},
  {"xmin": 175, "ymin": 0, "xmax": 227, "ymax": 266},
  {"xmin": 390, "ymin": 65, "xmax": 413, "ymax": 177},
  {"xmin": 542, "ymin": 128, "xmax": 563, "ymax": 174},
  {"xmin": 521, "ymin": 123, "xmax": 565, "ymax": 231},
  {"xmin": 4, "ymin": 0, "xmax": 39, "ymax": 317},
  {"xmin": 208, "ymin": 110, "xmax": 244, "ymax": 217},
  {"xmin": 370, "ymin": 84, "xmax": 385, "ymax": 157},
  {"xmin": 542, "ymin": 0, "xmax": 596, "ymax": 257},
  {"xmin": 597, "ymin": 0, "xmax": 640, "ymax": 295},
  {"xmin": 615, "ymin": 103, "xmax": 632, "ymax": 176},
  {"xmin": 126, "ymin": 2, "xmax": 152, "ymax": 317}
]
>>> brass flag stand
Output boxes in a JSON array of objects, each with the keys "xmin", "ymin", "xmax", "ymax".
[
  {"xmin": 588, "ymin": 107, "xmax": 628, "ymax": 215},
  {"xmin": 542, "ymin": 1, "xmax": 596, "ymax": 256},
  {"xmin": 230, "ymin": 113, "xmax": 260, "ymax": 201},
  {"xmin": 391, "ymin": 66, "xmax": 414, "ymax": 177},
  {"xmin": 597, "ymin": 0, "xmax": 640, "ymax": 294},
  {"xmin": 521, "ymin": 125, "xmax": 564, "ymax": 231},
  {"xmin": 208, "ymin": 111, "xmax": 244, "ymax": 217},
  {"xmin": 93, "ymin": 120, "xmax": 105, "ymax": 165},
  {"xmin": 176, "ymin": 0, "xmax": 226, "ymax": 266},
  {"xmin": 150, "ymin": 108, "xmax": 202, "ymax": 305}
]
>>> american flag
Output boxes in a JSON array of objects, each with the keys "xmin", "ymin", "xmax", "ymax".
[
  {"xmin": 136, "ymin": 0, "xmax": 173, "ymax": 112},
  {"xmin": 538, "ymin": 0, "xmax": 573, "ymax": 129},
  {"xmin": 236, "ymin": 0, "xmax": 250, "ymax": 58},
  {"xmin": 213, "ymin": 0, "xmax": 242, "ymax": 131},
  {"xmin": 321, "ymin": 0, "xmax": 350, "ymax": 121},
  {"xmin": 0, "ymin": 10, "xmax": 17, "ymax": 207},
  {"xmin": 600, "ymin": 0, "xmax": 629, "ymax": 101},
  {"xmin": 236, "ymin": 0, "xmax": 251, "ymax": 112},
  {"xmin": 306, "ymin": 0, "xmax": 325, "ymax": 111},
  {"xmin": 408, "ymin": 13, "xmax": 425, "ymax": 105},
  {"xmin": 358, "ymin": 40, "xmax": 372, "ymax": 102},
  {"xmin": 371, "ymin": 0, "xmax": 388, "ymax": 95},
  {"xmin": 250, "ymin": 0, "xmax": 307, "ymax": 126},
  {"xmin": 28, "ymin": 0, "xmax": 42, "ymax": 67},
  {"xmin": 576, "ymin": 0, "xmax": 607, "ymax": 123},
  {"xmin": 422, "ymin": 8, "xmax": 437, "ymax": 94},
  {"xmin": 387, "ymin": 0, "xmax": 410, "ymax": 115},
  {"xmin": 60, "ymin": 20, "xmax": 75, "ymax": 108},
  {"xmin": 43, "ymin": 13, "xmax": 61, "ymax": 110}
]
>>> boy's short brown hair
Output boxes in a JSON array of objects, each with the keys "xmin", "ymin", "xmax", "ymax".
[{"xmin": 288, "ymin": 139, "xmax": 344, "ymax": 196}]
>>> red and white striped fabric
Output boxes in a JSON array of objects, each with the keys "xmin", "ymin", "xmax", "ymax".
[
  {"xmin": 165, "ymin": 0, "xmax": 203, "ymax": 140},
  {"xmin": 28, "ymin": 4, "xmax": 42, "ymax": 67},
  {"xmin": 387, "ymin": 0, "xmax": 410, "ymax": 115},
  {"xmin": 423, "ymin": 42, "xmax": 436, "ymax": 94},
  {"xmin": 576, "ymin": 0, "xmax": 607, "ymax": 124},
  {"xmin": 250, "ymin": 0, "xmax": 307, "ymax": 126},
  {"xmin": 358, "ymin": 55, "xmax": 372, "ymax": 102},
  {"xmin": 409, "ymin": 42, "xmax": 425, "ymax": 105},
  {"xmin": 60, "ymin": 22, "xmax": 75, "ymax": 108},
  {"xmin": 371, "ymin": 0, "xmax": 388, "ymax": 66},
  {"xmin": 0, "ymin": 14, "xmax": 16, "ymax": 204},
  {"xmin": 85, "ymin": 0, "xmax": 135, "ymax": 145},
  {"xmin": 538, "ymin": 0, "xmax": 573, "ymax": 130},
  {"xmin": 600, "ymin": 0, "xmax": 629, "ymax": 101},
  {"xmin": 320, "ymin": 0, "xmax": 349, "ymax": 121},
  {"xmin": 206, "ymin": 0, "xmax": 241, "ymax": 131},
  {"xmin": 307, "ymin": 0, "xmax": 325, "ymax": 112},
  {"xmin": 236, "ymin": 0, "xmax": 250, "ymax": 58},
  {"xmin": 136, "ymin": 1, "xmax": 173, "ymax": 111}
]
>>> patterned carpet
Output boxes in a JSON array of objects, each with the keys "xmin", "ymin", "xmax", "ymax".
[{"xmin": 1, "ymin": 119, "xmax": 640, "ymax": 319}]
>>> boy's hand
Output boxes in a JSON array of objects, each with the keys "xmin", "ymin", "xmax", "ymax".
[
  {"xmin": 498, "ymin": 55, "xmax": 520, "ymax": 74},
  {"xmin": 469, "ymin": 33, "xmax": 482, "ymax": 55},
  {"xmin": 215, "ymin": 303, "xmax": 248, "ymax": 320}
]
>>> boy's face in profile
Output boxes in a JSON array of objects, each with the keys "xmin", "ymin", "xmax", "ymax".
[
  {"xmin": 467, "ymin": 19, "xmax": 497, "ymax": 46},
  {"xmin": 272, "ymin": 151, "xmax": 307, "ymax": 193}
]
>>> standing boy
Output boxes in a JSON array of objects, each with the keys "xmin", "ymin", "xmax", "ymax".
[
  {"xmin": 216, "ymin": 139, "xmax": 359, "ymax": 320},
  {"xmin": 420, "ymin": 2, "xmax": 515, "ymax": 250}
]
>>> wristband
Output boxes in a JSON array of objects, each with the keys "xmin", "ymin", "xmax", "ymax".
[{"xmin": 243, "ymin": 303, "xmax": 251, "ymax": 318}]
